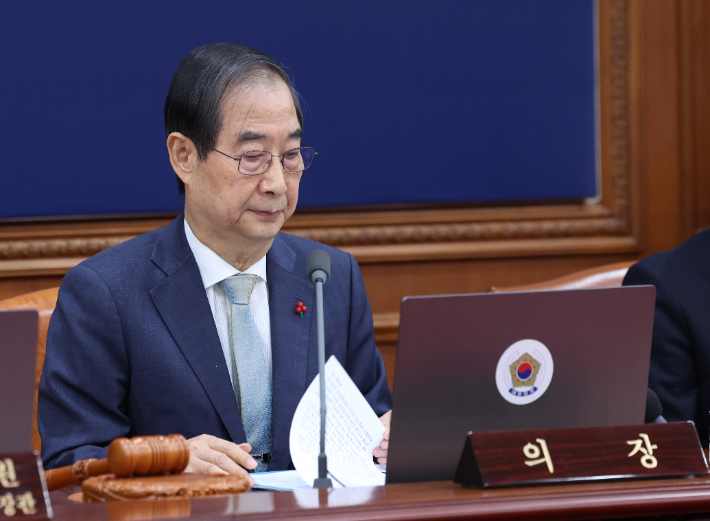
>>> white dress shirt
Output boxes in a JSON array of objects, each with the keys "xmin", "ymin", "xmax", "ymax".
[{"xmin": 184, "ymin": 219, "xmax": 272, "ymax": 388}]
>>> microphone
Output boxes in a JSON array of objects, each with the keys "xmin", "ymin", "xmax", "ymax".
[
  {"xmin": 307, "ymin": 250, "xmax": 333, "ymax": 489},
  {"xmin": 645, "ymin": 388, "xmax": 666, "ymax": 424},
  {"xmin": 307, "ymin": 249, "xmax": 330, "ymax": 285}
]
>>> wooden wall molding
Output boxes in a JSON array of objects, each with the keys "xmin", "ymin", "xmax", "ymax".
[
  {"xmin": 0, "ymin": 237, "xmax": 133, "ymax": 261},
  {"xmin": 0, "ymin": 217, "xmax": 173, "ymax": 276},
  {"xmin": 609, "ymin": 0, "xmax": 633, "ymax": 228},
  {"xmin": 679, "ymin": 0, "xmax": 710, "ymax": 237},
  {"xmin": 284, "ymin": 215, "xmax": 627, "ymax": 247},
  {"xmin": 0, "ymin": 0, "xmax": 639, "ymax": 273}
]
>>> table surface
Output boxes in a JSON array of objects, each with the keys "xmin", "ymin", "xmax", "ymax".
[{"xmin": 48, "ymin": 474, "xmax": 710, "ymax": 521}]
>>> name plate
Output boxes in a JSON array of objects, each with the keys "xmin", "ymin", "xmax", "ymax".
[
  {"xmin": 0, "ymin": 452, "xmax": 52, "ymax": 519},
  {"xmin": 454, "ymin": 422, "xmax": 708, "ymax": 488}
]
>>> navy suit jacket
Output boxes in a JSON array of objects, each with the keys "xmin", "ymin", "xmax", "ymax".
[
  {"xmin": 39, "ymin": 216, "xmax": 392, "ymax": 469},
  {"xmin": 623, "ymin": 229, "xmax": 710, "ymax": 446}
]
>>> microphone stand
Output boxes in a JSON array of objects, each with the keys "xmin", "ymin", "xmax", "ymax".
[
  {"xmin": 312, "ymin": 276, "xmax": 332, "ymax": 488},
  {"xmin": 309, "ymin": 251, "xmax": 332, "ymax": 489}
]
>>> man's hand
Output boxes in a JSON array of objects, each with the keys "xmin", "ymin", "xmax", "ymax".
[
  {"xmin": 373, "ymin": 410, "xmax": 391, "ymax": 464},
  {"xmin": 184, "ymin": 434, "xmax": 257, "ymax": 485}
]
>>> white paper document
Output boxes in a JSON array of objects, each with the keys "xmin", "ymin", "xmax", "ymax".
[
  {"xmin": 252, "ymin": 470, "xmax": 312, "ymax": 491},
  {"xmin": 288, "ymin": 356, "xmax": 386, "ymax": 488}
]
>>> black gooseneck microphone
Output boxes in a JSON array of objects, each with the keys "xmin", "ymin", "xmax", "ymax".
[
  {"xmin": 645, "ymin": 388, "xmax": 666, "ymax": 424},
  {"xmin": 307, "ymin": 250, "xmax": 333, "ymax": 489}
]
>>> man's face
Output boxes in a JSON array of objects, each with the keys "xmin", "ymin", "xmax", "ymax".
[{"xmin": 183, "ymin": 81, "xmax": 302, "ymax": 252}]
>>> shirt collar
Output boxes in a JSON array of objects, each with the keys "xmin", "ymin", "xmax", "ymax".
[{"xmin": 184, "ymin": 218, "xmax": 267, "ymax": 289}]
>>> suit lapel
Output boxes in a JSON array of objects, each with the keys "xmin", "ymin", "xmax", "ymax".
[
  {"xmin": 267, "ymin": 234, "xmax": 315, "ymax": 468},
  {"xmin": 148, "ymin": 217, "xmax": 245, "ymax": 444}
]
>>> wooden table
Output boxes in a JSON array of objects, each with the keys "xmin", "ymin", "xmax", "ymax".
[{"xmin": 48, "ymin": 475, "xmax": 710, "ymax": 521}]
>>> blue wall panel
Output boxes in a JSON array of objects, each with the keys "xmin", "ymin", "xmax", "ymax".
[{"xmin": 0, "ymin": 0, "xmax": 595, "ymax": 218}]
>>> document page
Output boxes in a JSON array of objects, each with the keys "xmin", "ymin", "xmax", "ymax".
[
  {"xmin": 252, "ymin": 470, "xmax": 312, "ymax": 491},
  {"xmin": 289, "ymin": 356, "xmax": 386, "ymax": 488}
]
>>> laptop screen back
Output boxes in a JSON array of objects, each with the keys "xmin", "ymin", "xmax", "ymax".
[
  {"xmin": 0, "ymin": 310, "xmax": 39, "ymax": 453},
  {"xmin": 385, "ymin": 286, "xmax": 656, "ymax": 484}
]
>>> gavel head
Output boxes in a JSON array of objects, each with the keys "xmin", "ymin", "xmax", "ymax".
[{"xmin": 107, "ymin": 434, "xmax": 190, "ymax": 478}]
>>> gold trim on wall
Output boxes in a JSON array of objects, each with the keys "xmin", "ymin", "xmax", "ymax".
[{"xmin": 0, "ymin": 0, "xmax": 638, "ymax": 273}]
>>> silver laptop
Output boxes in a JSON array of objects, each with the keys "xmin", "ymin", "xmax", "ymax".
[
  {"xmin": 0, "ymin": 310, "xmax": 39, "ymax": 453},
  {"xmin": 385, "ymin": 286, "xmax": 656, "ymax": 484}
]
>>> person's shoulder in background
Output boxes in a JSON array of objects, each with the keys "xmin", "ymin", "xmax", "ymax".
[
  {"xmin": 624, "ymin": 228, "xmax": 710, "ymax": 289},
  {"xmin": 622, "ymin": 228, "xmax": 710, "ymax": 446}
]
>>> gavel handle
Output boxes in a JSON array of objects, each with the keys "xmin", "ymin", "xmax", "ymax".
[
  {"xmin": 42, "ymin": 434, "xmax": 190, "ymax": 492},
  {"xmin": 45, "ymin": 458, "xmax": 109, "ymax": 492}
]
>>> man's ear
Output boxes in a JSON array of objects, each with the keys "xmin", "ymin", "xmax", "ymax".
[{"xmin": 167, "ymin": 132, "xmax": 198, "ymax": 188}]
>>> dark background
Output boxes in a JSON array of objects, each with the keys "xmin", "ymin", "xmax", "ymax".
[{"xmin": 0, "ymin": 0, "xmax": 595, "ymax": 218}]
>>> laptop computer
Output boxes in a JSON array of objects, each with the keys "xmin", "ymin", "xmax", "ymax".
[
  {"xmin": 385, "ymin": 286, "xmax": 656, "ymax": 484},
  {"xmin": 0, "ymin": 309, "xmax": 39, "ymax": 453}
]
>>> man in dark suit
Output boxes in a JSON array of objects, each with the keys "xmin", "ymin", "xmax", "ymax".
[
  {"xmin": 623, "ymin": 229, "xmax": 710, "ymax": 446},
  {"xmin": 38, "ymin": 43, "xmax": 393, "ymax": 480}
]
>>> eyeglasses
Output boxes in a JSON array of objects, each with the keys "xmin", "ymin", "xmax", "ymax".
[{"xmin": 211, "ymin": 146, "xmax": 317, "ymax": 176}]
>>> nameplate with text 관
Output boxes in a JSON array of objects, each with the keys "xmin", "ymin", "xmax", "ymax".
[
  {"xmin": 0, "ymin": 452, "xmax": 52, "ymax": 519},
  {"xmin": 454, "ymin": 422, "xmax": 708, "ymax": 488}
]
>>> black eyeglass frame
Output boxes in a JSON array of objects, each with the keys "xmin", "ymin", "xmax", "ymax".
[{"xmin": 211, "ymin": 146, "xmax": 318, "ymax": 176}]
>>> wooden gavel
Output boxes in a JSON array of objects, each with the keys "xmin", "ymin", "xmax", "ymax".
[{"xmin": 44, "ymin": 434, "xmax": 190, "ymax": 492}]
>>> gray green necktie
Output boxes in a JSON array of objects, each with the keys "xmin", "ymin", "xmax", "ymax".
[{"xmin": 218, "ymin": 274, "xmax": 272, "ymax": 471}]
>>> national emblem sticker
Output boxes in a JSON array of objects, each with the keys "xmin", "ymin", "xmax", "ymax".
[{"xmin": 495, "ymin": 339, "xmax": 554, "ymax": 405}]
